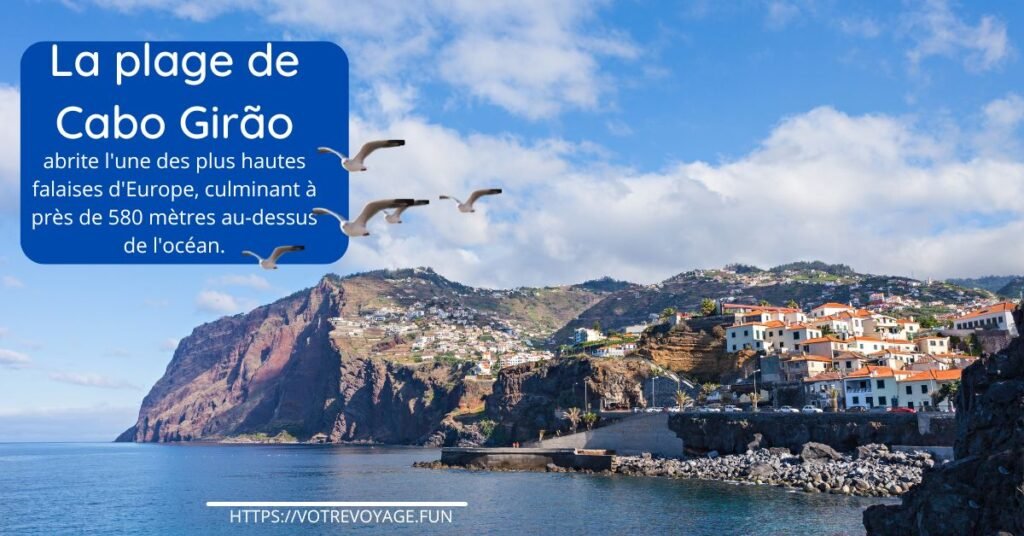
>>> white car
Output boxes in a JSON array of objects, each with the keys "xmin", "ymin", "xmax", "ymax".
[
  {"xmin": 723, "ymin": 405, "xmax": 742, "ymax": 413},
  {"xmin": 644, "ymin": 407, "xmax": 662, "ymax": 413},
  {"xmin": 778, "ymin": 405, "xmax": 799, "ymax": 413},
  {"xmin": 801, "ymin": 405, "xmax": 824, "ymax": 414}
]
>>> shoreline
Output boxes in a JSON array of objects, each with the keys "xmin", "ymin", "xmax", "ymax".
[{"xmin": 415, "ymin": 443, "xmax": 934, "ymax": 498}]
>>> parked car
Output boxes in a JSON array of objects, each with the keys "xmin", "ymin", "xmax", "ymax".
[
  {"xmin": 845, "ymin": 406, "xmax": 868, "ymax": 413},
  {"xmin": 698, "ymin": 406, "xmax": 722, "ymax": 413},
  {"xmin": 888, "ymin": 406, "xmax": 916, "ymax": 414},
  {"xmin": 644, "ymin": 407, "xmax": 663, "ymax": 413},
  {"xmin": 778, "ymin": 405, "xmax": 799, "ymax": 413},
  {"xmin": 723, "ymin": 405, "xmax": 742, "ymax": 413},
  {"xmin": 801, "ymin": 405, "xmax": 823, "ymax": 414}
]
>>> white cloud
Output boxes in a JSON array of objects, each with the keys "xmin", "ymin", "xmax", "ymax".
[
  {"xmin": 0, "ymin": 85, "xmax": 18, "ymax": 214},
  {"xmin": 974, "ymin": 93, "xmax": 1024, "ymax": 157},
  {"xmin": 0, "ymin": 349, "xmax": 30, "ymax": 369},
  {"xmin": 159, "ymin": 338, "xmax": 179, "ymax": 352},
  {"xmin": 2, "ymin": 275, "xmax": 23, "ymax": 288},
  {"xmin": 83, "ymin": 0, "xmax": 636, "ymax": 120},
  {"xmin": 837, "ymin": 17, "xmax": 882, "ymax": 39},
  {"xmin": 195, "ymin": 289, "xmax": 244, "ymax": 314},
  {"xmin": 208, "ymin": 273, "xmax": 272, "ymax": 290},
  {"xmin": 904, "ymin": 0, "xmax": 1011, "ymax": 72},
  {"xmin": 331, "ymin": 99, "xmax": 1024, "ymax": 286},
  {"xmin": 48, "ymin": 371, "xmax": 138, "ymax": 389}
]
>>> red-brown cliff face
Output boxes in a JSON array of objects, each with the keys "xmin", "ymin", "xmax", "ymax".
[{"xmin": 117, "ymin": 275, "xmax": 478, "ymax": 444}]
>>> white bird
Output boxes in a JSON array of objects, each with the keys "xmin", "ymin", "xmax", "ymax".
[
  {"xmin": 385, "ymin": 199, "xmax": 430, "ymax": 224},
  {"xmin": 241, "ymin": 245, "xmax": 304, "ymax": 270},
  {"xmin": 312, "ymin": 199, "xmax": 415, "ymax": 237},
  {"xmin": 439, "ymin": 189, "xmax": 503, "ymax": 213},
  {"xmin": 317, "ymin": 139, "xmax": 405, "ymax": 172}
]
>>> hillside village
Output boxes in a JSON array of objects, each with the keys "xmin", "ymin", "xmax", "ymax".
[{"xmin": 321, "ymin": 263, "xmax": 1018, "ymax": 412}]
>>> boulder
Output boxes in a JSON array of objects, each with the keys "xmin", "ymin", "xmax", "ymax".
[{"xmin": 800, "ymin": 442, "xmax": 843, "ymax": 463}]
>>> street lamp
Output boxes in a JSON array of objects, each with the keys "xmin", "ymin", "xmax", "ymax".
[{"xmin": 752, "ymin": 368, "xmax": 761, "ymax": 412}]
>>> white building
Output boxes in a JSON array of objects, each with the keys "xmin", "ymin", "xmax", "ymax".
[
  {"xmin": 843, "ymin": 365, "xmax": 913, "ymax": 410},
  {"xmin": 810, "ymin": 302, "xmax": 855, "ymax": 318},
  {"xmin": 951, "ymin": 302, "xmax": 1017, "ymax": 336},
  {"xmin": 897, "ymin": 369, "xmax": 961, "ymax": 411},
  {"xmin": 573, "ymin": 328, "xmax": 606, "ymax": 345},
  {"xmin": 915, "ymin": 336, "xmax": 950, "ymax": 355}
]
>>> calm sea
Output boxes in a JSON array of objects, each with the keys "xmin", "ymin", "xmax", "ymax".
[{"xmin": 0, "ymin": 443, "xmax": 891, "ymax": 535}]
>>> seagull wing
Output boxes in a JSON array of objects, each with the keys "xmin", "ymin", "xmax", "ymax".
[
  {"xmin": 439, "ymin": 195, "xmax": 463, "ymax": 205},
  {"xmin": 352, "ymin": 139, "xmax": 405, "ymax": 163},
  {"xmin": 317, "ymin": 146, "xmax": 346, "ymax": 160},
  {"xmin": 268, "ymin": 245, "xmax": 305, "ymax": 263},
  {"xmin": 241, "ymin": 250, "xmax": 262, "ymax": 261},
  {"xmin": 312, "ymin": 207, "xmax": 346, "ymax": 223},
  {"xmin": 353, "ymin": 199, "xmax": 415, "ymax": 227},
  {"xmin": 392, "ymin": 199, "xmax": 429, "ymax": 218},
  {"xmin": 466, "ymin": 188, "xmax": 503, "ymax": 206}
]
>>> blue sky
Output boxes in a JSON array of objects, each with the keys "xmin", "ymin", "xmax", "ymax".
[{"xmin": 1, "ymin": 0, "xmax": 1022, "ymax": 441}]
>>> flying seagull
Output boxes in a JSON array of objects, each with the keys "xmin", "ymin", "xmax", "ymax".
[
  {"xmin": 312, "ymin": 199, "xmax": 415, "ymax": 237},
  {"xmin": 439, "ymin": 189, "xmax": 503, "ymax": 213},
  {"xmin": 241, "ymin": 245, "xmax": 305, "ymax": 270},
  {"xmin": 317, "ymin": 139, "xmax": 405, "ymax": 172},
  {"xmin": 385, "ymin": 199, "xmax": 430, "ymax": 224}
]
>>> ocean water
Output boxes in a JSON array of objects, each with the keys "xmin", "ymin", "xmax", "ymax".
[{"xmin": 0, "ymin": 443, "xmax": 892, "ymax": 535}]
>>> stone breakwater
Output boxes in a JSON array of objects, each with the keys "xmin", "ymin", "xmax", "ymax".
[
  {"xmin": 610, "ymin": 443, "xmax": 933, "ymax": 498},
  {"xmin": 416, "ymin": 442, "xmax": 936, "ymax": 498}
]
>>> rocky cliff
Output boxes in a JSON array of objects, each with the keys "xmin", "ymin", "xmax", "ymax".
[
  {"xmin": 485, "ymin": 358, "xmax": 653, "ymax": 443},
  {"xmin": 117, "ymin": 275, "xmax": 483, "ymax": 444},
  {"xmin": 863, "ymin": 310, "xmax": 1024, "ymax": 535},
  {"xmin": 635, "ymin": 320, "xmax": 733, "ymax": 381}
]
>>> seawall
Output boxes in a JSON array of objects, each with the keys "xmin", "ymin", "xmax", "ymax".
[
  {"xmin": 439, "ymin": 447, "xmax": 614, "ymax": 471},
  {"xmin": 670, "ymin": 412, "xmax": 956, "ymax": 455},
  {"xmin": 536, "ymin": 413, "xmax": 683, "ymax": 458}
]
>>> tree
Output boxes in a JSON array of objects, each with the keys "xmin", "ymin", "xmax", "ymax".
[
  {"xmin": 749, "ymin": 391, "xmax": 760, "ymax": 409},
  {"xmin": 661, "ymin": 307, "xmax": 677, "ymax": 319},
  {"xmin": 820, "ymin": 324, "xmax": 833, "ymax": 336},
  {"xmin": 932, "ymin": 380, "xmax": 961, "ymax": 409},
  {"xmin": 786, "ymin": 299, "xmax": 799, "ymax": 309},
  {"xmin": 700, "ymin": 298, "xmax": 717, "ymax": 317},
  {"xmin": 582, "ymin": 412, "xmax": 598, "ymax": 430},
  {"xmin": 918, "ymin": 315, "xmax": 939, "ymax": 329},
  {"xmin": 827, "ymin": 387, "xmax": 840, "ymax": 412},
  {"xmin": 758, "ymin": 299, "xmax": 770, "ymax": 307},
  {"xmin": 698, "ymin": 382, "xmax": 719, "ymax": 403},
  {"xmin": 563, "ymin": 407, "xmax": 582, "ymax": 432},
  {"xmin": 674, "ymin": 390, "xmax": 693, "ymax": 409},
  {"xmin": 592, "ymin": 320, "xmax": 602, "ymax": 333}
]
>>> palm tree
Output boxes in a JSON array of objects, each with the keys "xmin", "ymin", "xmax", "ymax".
[
  {"xmin": 582, "ymin": 412, "xmax": 598, "ymax": 430},
  {"xmin": 563, "ymin": 407, "xmax": 582, "ymax": 432},
  {"xmin": 758, "ymin": 299, "xmax": 770, "ymax": 307},
  {"xmin": 674, "ymin": 390, "xmax": 693, "ymax": 409},
  {"xmin": 827, "ymin": 386, "xmax": 840, "ymax": 412},
  {"xmin": 749, "ymin": 391, "xmax": 760, "ymax": 409},
  {"xmin": 786, "ymin": 299, "xmax": 799, "ymax": 309},
  {"xmin": 698, "ymin": 382, "xmax": 719, "ymax": 404}
]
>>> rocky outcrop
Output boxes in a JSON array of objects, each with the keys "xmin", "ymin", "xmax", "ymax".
[
  {"xmin": 485, "ymin": 358, "xmax": 650, "ymax": 443},
  {"xmin": 669, "ymin": 413, "xmax": 955, "ymax": 455},
  {"xmin": 635, "ymin": 321, "xmax": 734, "ymax": 381},
  {"xmin": 864, "ymin": 310, "xmax": 1024, "ymax": 535},
  {"xmin": 117, "ymin": 276, "xmax": 483, "ymax": 444}
]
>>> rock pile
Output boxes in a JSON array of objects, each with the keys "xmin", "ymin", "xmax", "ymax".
[{"xmin": 613, "ymin": 443, "xmax": 933, "ymax": 497}]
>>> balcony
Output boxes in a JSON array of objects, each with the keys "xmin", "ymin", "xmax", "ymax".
[{"xmin": 845, "ymin": 387, "xmax": 872, "ymax": 394}]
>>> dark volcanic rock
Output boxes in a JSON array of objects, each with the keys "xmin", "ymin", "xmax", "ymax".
[
  {"xmin": 863, "ymin": 309, "xmax": 1024, "ymax": 535},
  {"xmin": 800, "ymin": 442, "xmax": 843, "ymax": 463}
]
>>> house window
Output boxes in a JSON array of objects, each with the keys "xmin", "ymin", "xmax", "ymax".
[
  {"xmin": 876, "ymin": 379, "xmax": 885, "ymax": 389},
  {"xmin": 793, "ymin": 332, "xmax": 801, "ymax": 340},
  {"xmin": 845, "ymin": 361, "xmax": 852, "ymax": 368},
  {"xmin": 907, "ymin": 402, "xmax": 914, "ymax": 409},
  {"xmin": 731, "ymin": 344, "xmax": 737, "ymax": 351},
  {"xmin": 731, "ymin": 332, "xmax": 736, "ymax": 338},
  {"xmin": 744, "ymin": 330, "xmax": 749, "ymax": 336},
  {"xmin": 999, "ymin": 317, "xmax": 1004, "ymax": 324},
  {"xmin": 878, "ymin": 398, "xmax": 886, "ymax": 407},
  {"xmin": 923, "ymin": 400, "xmax": 930, "ymax": 407},
  {"xmin": 921, "ymin": 385, "xmax": 928, "ymax": 394},
  {"xmin": 852, "ymin": 396, "xmax": 859, "ymax": 404},
  {"xmin": 866, "ymin": 396, "xmax": 873, "ymax": 406},
  {"xmin": 905, "ymin": 385, "xmax": 912, "ymax": 395}
]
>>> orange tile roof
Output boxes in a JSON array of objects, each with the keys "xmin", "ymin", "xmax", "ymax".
[
  {"xmin": 844, "ymin": 365, "xmax": 906, "ymax": 379},
  {"xmin": 804, "ymin": 371, "xmax": 843, "ymax": 382},
  {"xmin": 813, "ymin": 302, "xmax": 852, "ymax": 310},
  {"xmin": 787, "ymin": 354, "xmax": 833, "ymax": 363},
  {"xmin": 956, "ymin": 302, "xmax": 1017, "ymax": 321},
  {"xmin": 901, "ymin": 369, "xmax": 962, "ymax": 382},
  {"xmin": 801, "ymin": 336, "xmax": 848, "ymax": 344}
]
